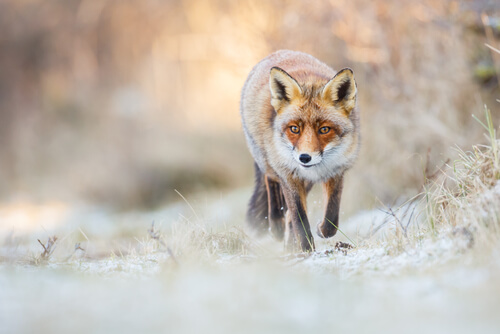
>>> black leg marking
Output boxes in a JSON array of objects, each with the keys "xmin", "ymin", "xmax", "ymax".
[
  {"xmin": 265, "ymin": 176, "xmax": 286, "ymax": 240},
  {"xmin": 246, "ymin": 163, "xmax": 269, "ymax": 235}
]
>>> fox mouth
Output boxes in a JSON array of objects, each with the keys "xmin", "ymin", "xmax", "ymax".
[{"xmin": 300, "ymin": 163, "xmax": 318, "ymax": 168}]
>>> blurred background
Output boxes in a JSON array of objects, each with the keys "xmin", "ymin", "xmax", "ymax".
[{"xmin": 0, "ymin": 0, "xmax": 499, "ymax": 217}]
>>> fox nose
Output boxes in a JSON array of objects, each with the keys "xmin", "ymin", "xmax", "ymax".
[{"xmin": 299, "ymin": 154, "xmax": 312, "ymax": 164}]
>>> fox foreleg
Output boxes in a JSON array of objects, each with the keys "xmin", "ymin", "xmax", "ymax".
[
  {"xmin": 317, "ymin": 175, "xmax": 344, "ymax": 238},
  {"xmin": 281, "ymin": 179, "xmax": 315, "ymax": 252}
]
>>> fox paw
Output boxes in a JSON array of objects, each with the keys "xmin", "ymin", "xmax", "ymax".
[{"xmin": 316, "ymin": 220, "xmax": 338, "ymax": 239}]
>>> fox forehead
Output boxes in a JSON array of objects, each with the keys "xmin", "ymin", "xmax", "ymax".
[
  {"xmin": 276, "ymin": 103, "xmax": 352, "ymax": 132},
  {"xmin": 276, "ymin": 81, "xmax": 352, "ymax": 120}
]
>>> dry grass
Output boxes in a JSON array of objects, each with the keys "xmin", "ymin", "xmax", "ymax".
[{"xmin": 423, "ymin": 106, "xmax": 500, "ymax": 250}]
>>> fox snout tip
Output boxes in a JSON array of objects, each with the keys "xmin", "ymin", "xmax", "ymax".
[{"xmin": 299, "ymin": 154, "xmax": 312, "ymax": 164}]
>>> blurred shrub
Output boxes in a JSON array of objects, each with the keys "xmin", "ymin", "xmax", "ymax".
[{"xmin": 0, "ymin": 0, "xmax": 498, "ymax": 211}]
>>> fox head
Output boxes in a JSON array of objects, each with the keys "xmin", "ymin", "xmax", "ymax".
[{"xmin": 269, "ymin": 66, "xmax": 359, "ymax": 179}]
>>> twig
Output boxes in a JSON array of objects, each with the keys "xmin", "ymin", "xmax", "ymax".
[
  {"xmin": 379, "ymin": 207, "xmax": 408, "ymax": 238},
  {"xmin": 148, "ymin": 221, "xmax": 166, "ymax": 247},
  {"xmin": 37, "ymin": 236, "xmax": 58, "ymax": 259}
]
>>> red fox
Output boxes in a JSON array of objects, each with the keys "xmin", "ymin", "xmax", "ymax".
[{"xmin": 240, "ymin": 50, "xmax": 360, "ymax": 252}]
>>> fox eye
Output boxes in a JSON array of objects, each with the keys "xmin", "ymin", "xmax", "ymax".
[
  {"xmin": 290, "ymin": 126, "xmax": 300, "ymax": 134},
  {"xmin": 319, "ymin": 126, "xmax": 331, "ymax": 134}
]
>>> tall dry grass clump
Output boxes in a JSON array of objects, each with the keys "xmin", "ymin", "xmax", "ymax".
[{"xmin": 425, "ymin": 107, "xmax": 500, "ymax": 248}]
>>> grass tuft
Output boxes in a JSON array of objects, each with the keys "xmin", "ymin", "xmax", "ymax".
[{"xmin": 423, "ymin": 106, "xmax": 500, "ymax": 249}]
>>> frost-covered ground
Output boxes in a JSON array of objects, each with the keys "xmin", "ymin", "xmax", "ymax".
[{"xmin": 1, "ymin": 188, "xmax": 500, "ymax": 334}]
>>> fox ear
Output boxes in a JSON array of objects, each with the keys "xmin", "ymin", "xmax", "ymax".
[
  {"xmin": 269, "ymin": 67, "xmax": 302, "ymax": 111},
  {"xmin": 322, "ymin": 68, "xmax": 357, "ymax": 114}
]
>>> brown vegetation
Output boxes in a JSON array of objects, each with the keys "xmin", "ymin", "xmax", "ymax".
[{"xmin": 0, "ymin": 0, "xmax": 498, "ymax": 214}]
